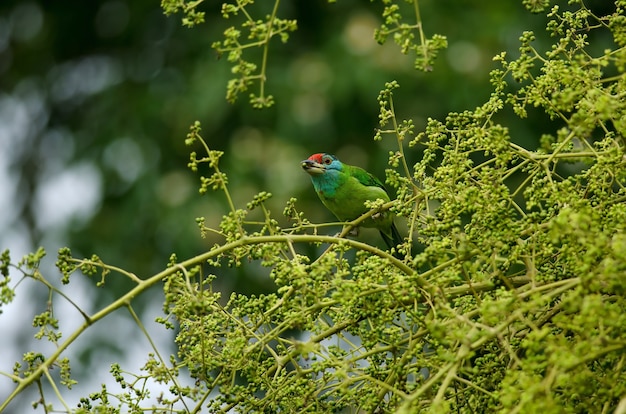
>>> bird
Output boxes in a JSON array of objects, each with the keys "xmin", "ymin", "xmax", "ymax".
[{"xmin": 301, "ymin": 153, "xmax": 403, "ymax": 251}]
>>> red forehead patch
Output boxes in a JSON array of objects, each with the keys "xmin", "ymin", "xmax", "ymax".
[{"xmin": 308, "ymin": 153, "xmax": 324, "ymax": 163}]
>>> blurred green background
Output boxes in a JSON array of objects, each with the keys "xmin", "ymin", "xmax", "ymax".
[{"xmin": 0, "ymin": 0, "xmax": 615, "ymax": 409}]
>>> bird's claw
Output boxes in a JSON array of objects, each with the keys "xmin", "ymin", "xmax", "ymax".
[
  {"xmin": 371, "ymin": 211, "xmax": 386, "ymax": 221},
  {"xmin": 336, "ymin": 226, "xmax": 359, "ymax": 238}
]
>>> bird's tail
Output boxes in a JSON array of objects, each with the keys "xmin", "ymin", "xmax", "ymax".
[{"xmin": 380, "ymin": 222, "xmax": 403, "ymax": 255}]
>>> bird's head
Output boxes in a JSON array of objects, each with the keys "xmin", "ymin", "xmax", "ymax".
[{"xmin": 301, "ymin": 153, "xmax": 342, "ymax": 176}]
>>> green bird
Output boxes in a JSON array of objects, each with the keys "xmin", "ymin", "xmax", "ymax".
[{"xmin": 301, "ymin": 153, "xmax": 403, "ymax": 250}]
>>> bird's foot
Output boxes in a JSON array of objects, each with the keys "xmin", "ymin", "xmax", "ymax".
[
  {"xmin": 337, "ymin": 226, "xmax": 359, "ymax": 238},
  {"xmin": 371, "ymin": 211, "xmax": 387, "ymax": 221}
]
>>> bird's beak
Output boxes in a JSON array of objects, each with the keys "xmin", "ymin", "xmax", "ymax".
[{"xmin": 301, "ymin": 159, "xmax": 326, "ymax": 175}]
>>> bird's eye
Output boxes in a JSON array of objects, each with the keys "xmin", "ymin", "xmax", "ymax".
[{"xmin": 323, "ymin": 157, "xmax": 332, "ymax": 165}]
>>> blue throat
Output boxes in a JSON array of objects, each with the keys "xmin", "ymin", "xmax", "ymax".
[{"xmin": 310, "ymin": 170, "xmax": 340, "ymax": 197}]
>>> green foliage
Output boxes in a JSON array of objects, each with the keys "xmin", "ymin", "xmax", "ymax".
[
  {"xmin": 373, "ymin": 0, "xmax": 448, "ymax": 71},
  {"xmin": 2, "ymin": 0, "xmax": 626, "ymax": 413},
  {"xmin": 164, "ymin": 0, "xmax": 298, "ymax": 107},
  {"xmin": 161, "ymin": 0, "xmax": 442, "ymax": 106},
  {"xmin": 522, "ymin": 0, "xmax": 552, "ymax": 14},
  {"xmin": 161, "ymin": 0, "xmax": 206, "ymax": 27}
]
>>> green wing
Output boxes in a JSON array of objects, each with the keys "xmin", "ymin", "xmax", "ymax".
[{"xmin": 349, "ymin": 165, "xmax": 388, "ymax": 193}]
